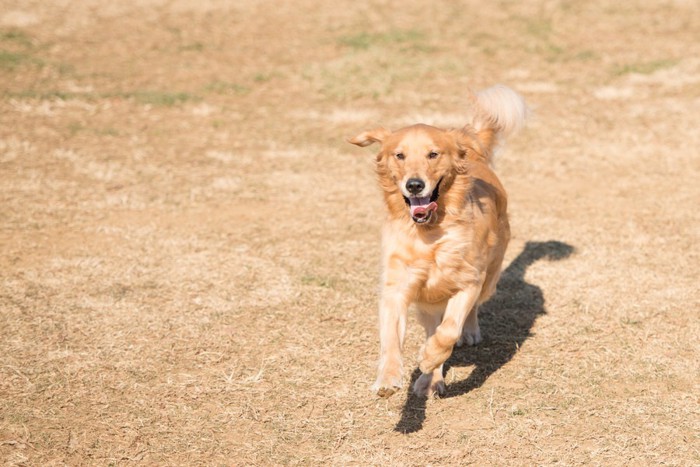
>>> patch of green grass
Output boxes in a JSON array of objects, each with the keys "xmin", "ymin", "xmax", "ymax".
[
  {"xmin": 621, "ymin": 317, "xmax": 642, "ymax": 327},
  {"xmin": 523, "ymin": 17, "xmax": 553, "ymax": 39},
  {"xmin": 514, "ymin": 16, "xmax": 572, "ymax": 63},
  {"xmin": 309, "ymin": 27, "xmax": 445, "ymax": 100},
  {"xmin": 4, "ymin": 89, "xmax": 85, "ymax": 100},
  {"xmin": 338, "ymin": 32, "xmax": 374, "ymax": 50},
  {"xmin": 540, "ymin": 46, "xmax": 599, "ymax": 64},
  {"xmin": 179, "ymin": 42, "xmax": 204, "ymax": 52},
  {"xmin": 253, "ymin": 71, "xmax": 283, "ymax": 83},
  {"xmin": 612, "ymin": 59, "xmax": 678, "ymax": 76},
  {"xmin": 56, "ymin": 62, "xmax": 76, "ymax": 76},
  {"xmin": 305, "ymin": 35, "xmax": 446, "ymax": 100},
  {"xmin": 66, "ymin": 123, "xmax": 120, "ymax": 137},
  {"xmin": 0, "ymin": 30, "xmax": 78, "ymax": 77},
  {"xmin": 67, "ymin": 122, "xmax": 84, "ymax": 136},
  {"xmin": 515, "ymin": 15, "xmax": 598, "ymax": 64},
  {"xmin": 337, "ymin": 28, "xmax": 427, "ymax": 51},
  {"xmin": 100, "ymin": 127, "xmax": 120, "ymax": 137},
  {"xmin": 573, "ymin": 50, "xmax": 597, "ymax": 61},
  {"xmin": 4, "ymin": 89, "xmax": 200, "ymax": 107},
  {"xmin": 0, "ymin": 30, "xmax": 42, "ymax": 71},
  {"xmin": 301, "ymin": 275, "xmax": 336, "ymax": 289},
  {"xmin": 0, "ymin": 50, "xmax": 29, "ymax": 70},
  {"xmin": 126, "ymin": 91, "xmax": 199, "ymax": 106},
  {"xmin": 109, "ymin": 283, "xmax": 132, "ymax": 301},
  {"xmin": 204, "ymin": 81, "xmax": 250, "ymax": 95},
  {"xmin": 0, "ymin": 29, "xmax": 33, "ymax": 47},
  {"xmin": 542, "ymin": 43, "xmax": 566, "ymax": 62}
]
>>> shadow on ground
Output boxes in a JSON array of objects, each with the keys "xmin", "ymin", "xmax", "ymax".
[{"xmin": 395, "ymin": 240, "xmax": 575, "ymax": 433}]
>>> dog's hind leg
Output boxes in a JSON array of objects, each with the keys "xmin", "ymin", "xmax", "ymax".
[{"xmin": 457, "ymin": 305, "xmax": 482, "ymax": 347}]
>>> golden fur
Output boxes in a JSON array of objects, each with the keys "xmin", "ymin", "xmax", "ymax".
[{"xmin": 349, "ymin": 85, "xmax": 528, "ymax": 397}]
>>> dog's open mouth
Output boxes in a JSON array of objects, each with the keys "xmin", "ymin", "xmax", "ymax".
[{"xmin": 404, "ymin": 179, "xmax": 441, "ymax": 224}]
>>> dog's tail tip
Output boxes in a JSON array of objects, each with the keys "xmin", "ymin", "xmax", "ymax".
[{"xmin": 472, "ymin": 84, "xmax": 529, "ymax": 138}]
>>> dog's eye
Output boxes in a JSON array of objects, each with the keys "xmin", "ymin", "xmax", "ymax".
[
  {"xmin": 395, "ymin": 153, "xmax": 405, "ymax": 160},
  {"xmin": 428, "ymin": 151, "xmax": 439, "ymax": 159}
]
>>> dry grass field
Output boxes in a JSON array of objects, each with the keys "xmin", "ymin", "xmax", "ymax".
[{"xmin": 1, "ymin": 0, "xmax": 699, "ymax": 465}]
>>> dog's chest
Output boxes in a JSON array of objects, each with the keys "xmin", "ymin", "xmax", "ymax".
[{"xmin": 411, "ymin": 231, "xmax": 475, "ymax": 302}]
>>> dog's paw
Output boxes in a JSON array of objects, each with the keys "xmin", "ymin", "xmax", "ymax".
[
  {"xmin": 372, "ymin": 375, "xmax": 403, "ymax": 398},
  {"xmin": 456, "ymin": 324, "xmax": 482, "ymax": 347},
  {"xmin": 372, "ymin": 363, "xmax": 403, "ymax": 398},
  {"xmin": 375, "ymin": 385, "xmax": 400, "ymax": 398},
  {"xmin": 412, "ymin": 373, "xmax": 446, "ymax": 398}
]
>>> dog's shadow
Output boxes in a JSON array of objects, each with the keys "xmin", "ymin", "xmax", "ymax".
[{"xmin": 395, "ymin": 240, "xmax": 575, "ymax": 433}]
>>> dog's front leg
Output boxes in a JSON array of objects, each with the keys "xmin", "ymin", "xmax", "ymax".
[
  {"xmin": 419, "ymin": 286, "xmax": 480, "ymax": 374},
  {"xmin": 372, "ymin": 288, "xmax": 409, "ymax": 398}
]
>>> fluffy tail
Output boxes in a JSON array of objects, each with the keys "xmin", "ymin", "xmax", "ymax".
[{"xmin": 468, "ymin": 84, "xmax": 529, "ymax": 160}]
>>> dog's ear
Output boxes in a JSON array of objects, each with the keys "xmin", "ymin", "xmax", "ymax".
[{"xmin": 347, "ymin": 127, "xmax": 390, "ymax": 147}]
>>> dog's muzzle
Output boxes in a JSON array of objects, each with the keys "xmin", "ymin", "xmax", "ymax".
[{"xmin": 403, "ymin": 179, "xmax": 441, "ymax": 224}]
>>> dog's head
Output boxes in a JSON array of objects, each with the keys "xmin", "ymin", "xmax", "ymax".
[
  {"xmin": 349, "ymin": 86, "xmax": 528, "ymax": 226},
  {"xmin": 349, "ymin": 124, "xmax": 483, "ymax": 225}
]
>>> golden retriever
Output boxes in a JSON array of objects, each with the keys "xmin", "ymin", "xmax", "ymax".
[{"xmin": 348, "ymin": 85, "xmax": 528, "ymax": 397}]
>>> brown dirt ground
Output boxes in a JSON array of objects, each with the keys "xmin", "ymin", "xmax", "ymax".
[{"xmin": 1, "ymin": 0, "xmax": 699, "ymax": 465}]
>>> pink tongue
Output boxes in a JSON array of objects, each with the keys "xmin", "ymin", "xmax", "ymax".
[{"xmin": 409, "ymin": 197, "xmax": 438, "ymax": 217}]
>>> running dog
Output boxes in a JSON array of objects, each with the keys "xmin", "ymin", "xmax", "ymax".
[{"xmin": 348, "ymin": 85, "xmax": 528, "ymax": 397}]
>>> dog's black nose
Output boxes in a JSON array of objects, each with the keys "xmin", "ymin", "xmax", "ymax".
[{"xmin": 406, "ymin": 178, "xmax": 425, "ymax": 195}]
